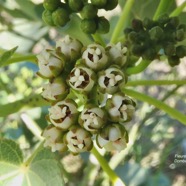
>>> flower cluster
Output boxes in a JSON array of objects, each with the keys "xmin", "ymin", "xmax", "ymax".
[
  {"xmin": 42, "ymin": 0, "xmax": 118, "ymax": 34},
  {"xmin": 124, "ymin": 14, "xmax": 186, "ymax": 66},
  {"xmin": 37, "ymin": 35, "xmax": 135, "ymax": 154}
]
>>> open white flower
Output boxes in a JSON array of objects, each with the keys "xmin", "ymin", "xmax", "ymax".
[
  {"xmin": 64, "ymin": 126, "xmax": 93, "ymax": 154},
  {"xmin": 82, "ymin": 44, "xmax": 108, "ymax": 71},
  {"xmin": 79, "ymin": 105, "xmax": 106, "ymax": 133},
  {"xmin": 48, "ymin": 99, "xmax": 78, "ymax": 130},
  {"xmin": 68, "ymin": 66, "xmax": 95, "ymax": 92},
  {"xmin": 107, "ymin": 42, "xmax": 128, "ymax": 67},
  {"xmin": 98, "ymin": 66, "xmax": 125, "ymax": 94},
  {"xmin": 106, "ymin": 93, "xmax": 136, "ymax": 123},
  {"xmin": 42, "ymin": 125, "xmax": 67, "ymax": 152},
  {"xmin": 96, "ymin": 124, "xmax": 128, "ymax": 152},
  {"xmin": 37, "ymin": 49, "xmax": 64, "ymax": 78}
]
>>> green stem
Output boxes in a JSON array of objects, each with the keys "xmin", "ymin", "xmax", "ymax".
[
  {"xmin": 0, "ymin": 94, "xmax": 49, "ymax": 117},
  {"xmin": 125, "ymin": 79, "xmax": 186, "ymax": 86},
  {"xmin": 24, "ymin": 141, "xmax": 45, "ymax": 166},
  {"xmin": 3, "ymin": 54, "xmax": 37, "ymax": 67},
  {"xmin": 122, "ymin": 88, "xmax": 186, "ymax": 125},
  {"xmin": 111, "ymin": 0, "xmax": 135, "ymax": 43},
  {"xmin": 92, "ymin": 34, "xmax": 106, "ymax": 47},
  {"xmin": 170, "ymin": 2, "xmax": 186, "ymax": 17},
  {"xmin": 153, "ymin": 0, "xmax": 174, "ymax": 20},
  {"xmin": 91, "ymin": 146, "xmax": 126, "ymax": 186},
  {"xmin": 126, "ymin": 59, "xmax": 151, "ymax": 75}
]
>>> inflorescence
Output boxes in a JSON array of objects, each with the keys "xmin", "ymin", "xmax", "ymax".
[
  {"xmin": 37, "ymin": 35, "xmax": 136, "ymax": 154},
  {"xmin": 42, "ymin": 0, "xmax": 118, "ymax": 34}
]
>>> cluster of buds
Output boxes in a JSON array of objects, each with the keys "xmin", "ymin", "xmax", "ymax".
[
  {"xmin": 37, "ymin": 35, "xmax": 136, "ymax": 154},
  {"xmin": 124, "ymin": 14, "xmax": 186, "ymax": 66},
  {"xmin": 42, "ymin": 0, "xmax": 118, "ymax": 34}
]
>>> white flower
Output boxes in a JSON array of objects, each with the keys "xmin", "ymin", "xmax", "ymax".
[
  {"xmin": 68, "ymin": 66, "xmax": 95, "ymax": 92},
  {"xmin": 82, "ymin": 44, "xmax": 108, "ymax": 71},
  {"xmin": 79, "ymin": 106, "xmax": 106, "ymax": 132},
  {"xmin": 106, "ymin": 93, "xmax": 135, "ymax": 123},
  {"xmin": 64, "ymin": 127, "xmax": 93, "ymax": 154},
  {"xmin": 97, "ymin": 124, "xmax": 128, "ymax": 152},
  {"xmin": 48, "ymin": 99, "xmax": 78, "ymax": 130},
  {"xmin": 107, "ymin": 42, "xmax": 128, "ymax": 67},
  {"xmin": 98, "ymin": 66, "xmax": 124, "ymax": 94},
  {"xmin": 37, "ymin": 49, "xmax": 64, "ymax": 78},
  {"xmin": 42, "ymin": 125, "xmax": 67, "ymax": 152}
]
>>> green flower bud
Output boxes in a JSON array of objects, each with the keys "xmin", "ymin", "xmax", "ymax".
[
  {"xmin": 43, "ymin": 0, "xmax": 61, "ymax": 12},
  {"xmin": 132, "ymin": 19, "xmax": 143, "ymax": 32},
  {"xmin": 124, "ymin": 28, "xmax": 133, "ymax": 36},
  {"xmin": 142, "ymin": 48, "xmax": 156, "ymax": 60},
  {"xmin": 81, "ymin": 19, "xmax": 97, "ymax": 34},
  {"xmin": 164, "ymin": 44, "xmax": 176, "ymax": 56},
  {"xmin": 176, "ymin": 29, "xmax": 185, "ymax": 41},
  {"xmin": 64, "ymin": 126, "xmax": 93, "ymax": 154},
  {"xmin": 98, "ymin": 66, "xmax": 125, "ymax": 94},
  {"xmin": 168, "ymin": 55, "xmax": 180, "ymax": 67},
  {"xmin": 81, "ymin": 4, "xmax": 98, "ymax": 19},
  {"xmin": 106, "ymin": 93, "xmax": 136, "ymax": 123},
  {"xmin": 42, "ymin": 125, "xmax": 67, "ymax": 152},
  {"xmin": 42, "ymin": 10, "xmax": 55, "ymax": 26},
  {"xmin": 68, "ymin": 66, "xmax": 96, "ymax": 92},
  {"xmin": 149, "ymin": 26, "xmax": 163, "ymax": 40},
  {"xmin": 48, "ymin": 99, "xmax": 78, "ymax": 130},
  {"xmin": 82, "ymin": 43, "xmax": 108, "ymax": 71},
  {"xmin": 178, "ymin": 24, "xmax": 186, "ymax": 32},
  {"xmin": 56, "ymin": 35, "xmax": 83, "ymax": 62},
  {"xmin": 176, "ymin": 45, "xmax": 186, "ymax": 58},
  {"xmin": 96, "ymin": 123, "xmax": 128, "ymax": 152},
  {"xmin": 41, "ymin": 77, "xmax": 69, "ymax": 102},
  {"xmin": 78, "ymin": 104, "xmax": 106, "ymax": 133},
  {"xmin": 36, "ymin": 48, "xmax": 65, "ymax": 79},
  {"xmin": 96, "ymin": 16, "xmax": 110, "ymax": 34},
  {"xmin": 52, "ymin": 8, "xmax": 70, "ymax": 27},
  {"xmin": 104, "ymin": 0, "xmax": 118, "ymax": 10},
  {"xmin": 143, "ymin": 17, "xmax": 156, "ymax": 30},
  {"xmin": 169, "ymin": 16, "xmax": 179, "ymax": 28},
  {"xmin": 68, "ymin": 0, "xmax": 83, "ymax": 12},
  {"xmin": 91, "ymin": 0, "xmax": 107, "ymax": 8},
  {"xmin": 131, "ymin": 44, "xmax": 145, "ymax": 56},
  {"xmin": 128, "ymin": 31, "xmax": 138, "ymax": 42},
  {"xmin": 106, "ymin": 42, "xmax": 128, "ymax": 67}
]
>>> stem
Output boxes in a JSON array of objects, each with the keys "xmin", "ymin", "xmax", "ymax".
[
  {"xmin": 111, "ymin": 0, "xmax": 135, "ymax": 43},
  {"xmin": 24, "ymin": 141, "xmax": 45, "ymax": 166},
  {"xmin": 126, "ymin": 59, "xmax": 151, "ymax": 75},
  {"xmin": 125, "ymin": 79, "xmax": 186, "ymax": 86},
  {"xmin": 91, "ymin": 146, "xmax": 126, "ymax": 186},
  {"xmin": 122, "ymin": 88, "xmax": 186, "ymax": 125},
  {"xmin": 153, "ymin": 0, "xmax": 174, "ymax": 20},
  {"xmin": 170, "ymin": 2, "xmax": 186, "ymax": 17},
  {"xmin": 3, "ymin": 54, "xmax": 37, "ymax": 67},
  {"xmin": 92, "ymin": 34, "xmax": 106, "ymax": 47}
]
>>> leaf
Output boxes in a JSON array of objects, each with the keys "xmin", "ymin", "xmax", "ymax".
[
  {"xmin": 0, "ymin": 138, "xmax": 23, "ymax": 165},
  {"xmin": 0, "ymin": 140, "xmax": 65, "ymax": 186},
  {"xmin": 0, "ymin": 47, "xmax": 18, "ymax": 67}
]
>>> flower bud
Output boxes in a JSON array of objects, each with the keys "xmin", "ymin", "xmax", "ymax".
[
  {"xmin": 96, "ymin": 123, "xmax": 128, "ymax": 152},
  {"xmin": 96, "ymin": 16, "xmax": 110, "ymax": 34},
  {"xmin": 91, "ymin": 0, "xmax": 107, "ymax": 8},
  {"xmin": 175, "ymin": 29, "xmax": 185, "ymax": 41},
  {"xmin": 106, "ymin": 42, "xmax": 128, "ymax": 67},
  {"xmin": 81, "ymin": 4, "xmax": 98, "ymax": 19},
  {"xmin": 168, "ymin": 55, "xmax": 180, "ymax": 67},
  {"xmin": 98, "ymin": 66, "xmax": 125, "ymax": 94},
  {"xmin": 64, "ymin": 126, "xmax": 93, "ymax": 154},
  {"xmin": 42, "ymin": 125, "xmax": 67, "ymax": 152},
  {"xmin": 176, "ymin": 45, "xmax": 186, "ymax": 58},
  {"xmin": 48, "ymin": 99, "xmax": 78, "ymax": 130},
  {"xmin": 82, "ymin": 44, "xmax": 108, "ymax": 71},
  {"xmin": 36, "ymin": 49, "xmax": 65, "ymax": 79},
  {"xmin": 81, "ymin": 19, "xmax": 97, "ymax": 34},
  {"xmin": 164, "ymin": 44, "xmax": 176, "ymax": 56},
  {"xmin": 106, "ymin": 93, "xmax": 136, "ymax": 123},
  {"xmin": 68, "ymin": 66, "xmax": 95, "ymax": 92},
  {"xmin": 42, "ymin": 10, "xmax": 55, "ymax": 26},
  {"xmin": 149, "ymin": 26, "xmax": 164, "ymax": 41},
  {"xmin": 43, "ymin": 0, "xmax": 61, "ymax": 12},
  {"xmin": 104, "ymin": 0, "xmax": 118, "ymax": 10},
  {"xmin": 79, "ymin": 104, "xmax": 106, "ymax": 133},
  {"xmin": 68, "ymin": 0, "xmax": 83, "ymax": 12},
  {"xmin": 41, "ymin": 77, "xmax": 69, "ymax": 101},
  {"xmin": 132, "ymin": 19, "xmax": 143, "ymax": 32},
  {"xmin": 52, "ymin": 8, "xmax": 70, "ymax": 27},
  {"xmin": 56, "ymin": 35, "xmax": 83, "ymax": 62}
]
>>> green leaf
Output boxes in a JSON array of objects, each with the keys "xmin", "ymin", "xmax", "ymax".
[
  {"xmin": 0, "ymin": 138, "xmax": 23, "ymax": 165},
  {"xmin": 0, "ymin": 47, "xmax": 18, "ymax": 67}
]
